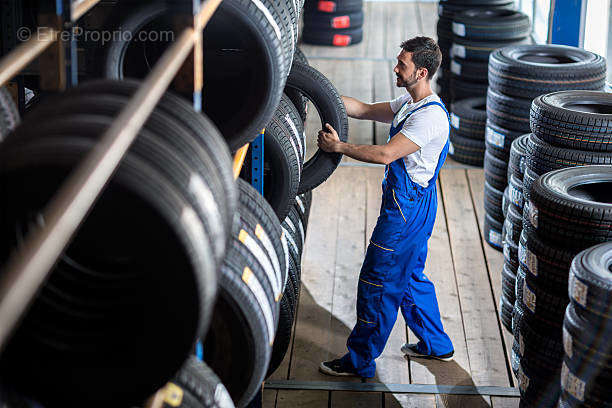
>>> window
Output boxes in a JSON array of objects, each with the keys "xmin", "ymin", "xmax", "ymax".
[{"xmin": 582, "ymin": 0, "xmax": 611, "ymax": 83}]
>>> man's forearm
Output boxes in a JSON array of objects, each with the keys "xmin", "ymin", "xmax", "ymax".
[
  {"xmin": 336, "ymin": 142, "xmax": 390, "ymax": 165},
  {"xmin": 342, "ymin": 96, "xmax": 368, "ymax": 119}
]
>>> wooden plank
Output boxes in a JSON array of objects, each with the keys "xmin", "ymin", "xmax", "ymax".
[
  {"xmin": 276, "ymin": 390, "xmax": 329, "ymax": 408},
  {"xmin": 373, "ymin": 60, "xmax": 393, "ymax": 145},
  {"xmin": 466, "ymin": 169, "xmax": 517, "ymax": 386},
  {"xmin": 386, "ymin": 394, "xmax": 437, "ymax": 408},
  {"xmin": 439, "ymin": 169, "xmax": 510, "ymax": 387},
  {"xmin": 263, "ymin": 389, "xmax": 277, "ymax": 408},
  {"xmin": 331, "ymin": 391, "xmax": 382, "ymax": 408},
  {"xmin": 436, "ymin": 394, "xmax": 492, "ymax": 407},
  {"xmin": 491, "ymin": 397, "xmax": 520, "ymax": 408}
]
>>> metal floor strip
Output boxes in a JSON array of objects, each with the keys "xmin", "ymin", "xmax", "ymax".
[{"xmin": 264, "ymin": 380, "xmax": 520, "ymax": 397}]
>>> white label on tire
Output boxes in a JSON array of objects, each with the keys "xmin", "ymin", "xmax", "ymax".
[
  {"xmin": 450, "ymin": 113, "xmax": 460, "ymax": 129},
  {"xmin": 523, "ymin": 279, "xmax": 536, "ymax": 313},
  {"xmin": 451, "ymin": 44, "xmax": 466, "ymax": 59},
  {"xmin": 452, "ymin": 22, "xmax": 466, "ymax": 36},
  {"xmin": 563, "ymin": 326, "xmax": 573, "ymax": 358},
  {"xmin": 509, "ymin": 183, "xmax": 523, "ymax": 208},
  {"xmin": 251, "ymin": 0, "xmax": 282, "ymax": 41},
  {"xmin": 518, "ymin": 243, "xmax": 538, "ymax": 276},
  {"xmin": 449, "ymin": 141, "xmax": 455, "ymax": 155},
  {"xmin": 450, "ymin": 60, "xmax": 461, "ymax": 75},
  {"xmin": 504, "ymin": 219, "xmax": 513, "ymax": 242},
  {"xmin": 486, "ymin": 126, "xmax": 505, "ymax": 148},
  {"xmin": 489, "ymin": 229, "xmax": 502, "ymax": 246},
  {"xmin": 242, "ymin": 266, "xmax": 276, "ymax": 345},
  {"xmin": 239, "ymin": 229, "xmax": 281, "ymax": 301},
  {"xmin": 254, "ymin": 224, "xmax": 284, "ymax": 296},
  {"xmin": 561, "ymin": 362, "xmax": 585, "ymax": 402},
  {"xmin": 570, "ymin": 274, "xmax": 588, "ymax": 308},
  {"xmin": 527, "ymin": 201, "xmax": 538, "ymax": 228}
]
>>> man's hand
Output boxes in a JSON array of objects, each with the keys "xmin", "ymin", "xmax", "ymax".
[{"xmin": 317, "ymin": 123, "xmax": 342, "ymax": 153}]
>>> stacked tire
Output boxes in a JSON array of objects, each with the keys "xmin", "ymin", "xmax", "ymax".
[
  {"xmin": 435, "ymin": 0, "xmax": 514, "ymax": 104},
  {"xmin": 560, "ymin": 243, "xmax": 612, "ymax": 408},
  {"xmin": 448, "ymin": 97, "xmax": 487, "ymax": 166},
  {"xmin": 483, "ymin": 45, "xmax": 608, "ymax": 251},
  {"xmin": 302, "ymin": 0, "xmax": 363, "ymax": 46},
  {"xmin": 0, "ymin": 86, "xmax": 20, "ymax": 141},
  {"xmin": 512, "ymin": 165, "xmax": 612, "ymax": 408},
  {"xmin": 450, "ymin": 8, "xmax": 530, "ymax": 102},
  {"xmin": 0, "ymin": 80, "xmax": 235, "ymax": 408}
]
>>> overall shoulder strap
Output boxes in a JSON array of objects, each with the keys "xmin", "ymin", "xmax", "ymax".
[{"xmin": 409, "ymin": 101, "xmax": 449, "ymax": 119}]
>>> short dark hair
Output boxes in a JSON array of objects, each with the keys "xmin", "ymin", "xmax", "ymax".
[{"xmin": 400, "ymin": 37, "xmax": 442, "ymax": 80}]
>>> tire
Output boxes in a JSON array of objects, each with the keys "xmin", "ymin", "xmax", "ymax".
[
  {"xmin": 503, "ymin": 237, "xmax": 518, "ymax": 273},
  {"xmin": 452, "ymin": 9, "xmax": 530, "ymax": 41},
  {"xmin": 168, "ymin": 357, "xmax": 235, "ymax": 408},
  {"xmin": 450, "ymin": 96, "xmax": 487, "ymax": 139},
  {"xmin": 530, "ymin": 91, "xmax": 612, "ymax": 152},
  {"xmin": 485, "ymin": 120, "xmax": 524, "ymax": 160},
  {"xmin": 504, "ymin": 199, "xmax": 522, "ymax": 245},
  {"xmin": 484, "ymin": 181, "xmax": 504, "ymax": 222},
  {"xmin": 267, "ymin": 286, "xmax": 296, "ymax": 378},
  {"xmin": 521, "ymin": 166, "xmax": 538, "ymax": 202},
  {"xmin": 204, "ymin": 235, "xmax": 279, "ymax": 407},
  {"xmin": 502, "ymin": 186, "xmax": 510, "ymax": 219},
  {"xmin": 285, "ymin": 51, "xmax": 309, "ymax": 124},
  {"xmin": 501, "ymin": 263, "xmax": 517, "ymax": 303},
  {"xmin": 568, "ymin": 242, "xmax": 612, "ymax": 321},
  {"xmin": 450, "ymin": 58, "xmax": 488, "ymax": 83},
  {"xmin": 301, "ymin": 27, "xmax": 363, "ymax": 46},
  {"xmin": 0, "ymin": 86, "xmax": 19, "ymax": 142},
  {"xmin": 483, "ymin": 150, "xmax": 508, "ymax": 191},
  {"xmin": 508, "ymin": 173, "xmax": 524, "ymax": 211},
  {"xmin": 488, "ymin": 45, "xmax": 607, "ymax": 99},
  {"xmin": 486, "ymin": 88, "xmax": 532, "ymax": 133},
  {"xmin": 507, "ymin": 133, "xmax": 530, "ymax": 182},
  {"xmin": 451, "ymin": 37, "xmax": 529, "ymax": 62},
  {"xmin": 294, "ymin": 47, "xmax": 309, "ymax": 65},
  {"xmin": 449, "ymin": 130, "xmax": 485, "ymax": 166},
  {"xmin": 304, "ymin": 0, "xmax": 363, "ymax": 14},
  {"xmin": 294, "ymin": 193, "xmax": 311, "ymax": 233},
  {"xmin": 277, "ymin": 94, "xmax": 306, "ymax": 166},
  {"xmin": 286, "ymin": 62, "xmax": 348, "ymax": 193},
  {"xmin": 283, "ymin": 208, "xmax": 304, "ymax": 257},
  {"xmin": 0, "ymin": 137, "xmax": 214, "ymax": 408},
  {"xmin": 438, "ymin": 1, "xmax": 514, "ymax": 19},
  {"xmin": 450, "ymin": 77, "xmax": 488, "ymax": 100},
  {"xmin": 303, "ymin": 10, "xmax": 364, "ymax": 29},
  {"xmin": 484, "ymin": 212, "xmax": 503, "ymax": 250},
  {"xmin": 102, "ymin": 0, "xmax": 286, "ymax": 152},
  {"xmin": 499, "ymin": 294, "xmax": 514, "ymax": 333}
]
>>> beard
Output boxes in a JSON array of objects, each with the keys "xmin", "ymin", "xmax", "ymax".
[{"xmin": 396, "ymin": 72, "xmax": 418, "ymax": 89}]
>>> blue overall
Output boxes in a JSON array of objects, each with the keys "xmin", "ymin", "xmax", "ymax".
[{"xmin": 339, "ymin": 100, "xmax": 454, "ymax": 378}]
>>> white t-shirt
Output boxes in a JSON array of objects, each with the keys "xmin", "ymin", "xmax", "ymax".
[{"xmin": 388, "ymin": 93, "xmax": 450, "ymax": 188}]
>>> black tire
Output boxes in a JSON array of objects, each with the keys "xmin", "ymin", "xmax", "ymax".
[
  {"xmin": 521, "ymin": 166, "xmax": 538, "ymax": 202},
  {"xmin": 450, "ymin": 77, "xmax": 488, "ymax": 100},
  {"xmin": 503, "ymin": 236, "xmax": 518, "ymax": 273},
  {"xmin": 488, "ymin": 45, "xmax": 607, "ymax": 99},
  {"xmin": 0, "ymin": 86, "xmax": 19, "ymax": 142},
  {"xmin": 504, "ymin": 199, "xmax": 522, "ymax": 245},
  {"xmin": 304, "ymin": 0, "xmax": 363, "ymax": 14},
  {"xmin": 102, "ymin": 0, "xmax": 286, "ymax": 152},
  {"xmin": 451, "ymin": 37, "xmax": 529, "ymax": 62},
  {"xmin": 485, "ymin": 120, "xmax": 524, "ymax": 160},
  {"xmin": 484, "ymin": 212, "xmax": 503, "ymax": 250},
  {"xmin": 277, "ymin": 94, "xmax": 306, "ymax": 166},
  {"xmin": 286, "ymin": 49, "xmax": 310, "ymax": 124},
  {"xmin": 294, "ymin": 47, "xmax": 309, "ymax": 65},
  {"xmin": 526, "ymin": 166, "xmax": 612, "ymax": 247},
  {"xmin": 204, "ymin": 235, "xmax": 278, "ymax": 407},
  {"xmin": 267, "ymin": 286, "xmax": 296, "ymax": 378},
  {"xmin": 530, "ymin": 91, "xmax": 612, "ymax": 152},
  {"xmin": 486, "ymin": 88, "xmax": 532, "ymax": 133},
  {"xmin": 450, "ymin": 58, "xmax": 488, "ymax": 83},
  {"xmin": 301, "ymin": 26, "xmax": 363, "ymax": 46},
  {"xmin": 294, "ymin": 193, "xmax": 311, "ymax": 234},
  {"xmin": 501, "ymin": 263, "xmax": 517, "ymax": 303},
  {"xmin": 568, "ymin": 242, "xmax": 612, "ymax": 321},
  {"xmin": 483, "ymin": 150, "xmax": 508, "ymax": 191},
  {"xmin": 484, "ymin": 180, "xmax": 504, "ymax": 222},
  {"xmin": 286, "ymin": 62, "xmax": 348, "ymax": 193},
  {"xmin": 168, "ymin": 356, "xmax": 235, "ymax": 408},
  {"xmin": 438, "ymin": 1, "xmax": 514, "ymax": 19},
  {"xmin": 452, "ymin": 9, "xmax": 530, "ymax": 41},
  {"xmin": 450, "ymin": 96, "xmax": 487, "ymax": 139},
  {"xmin": 499, "ymin": 294, "xmax": 514, "ymax": 333},
  {"xmin": 303, "ymin": 10, "xmax": 363, "ymax": 29},
  {"xmin": 283, "ymin": 208, "xmax": 304, "ymax": 257},
  {"xmin": 502, "ymin": 186, "xmax": 510, "ymax": 219},
  {"xmin": 507, "ymin": 133, "xmax": 530, "ymax": 182},
  {"xmin": 508, "ymin": 173, "xmax": 524, "ymax": 211},
  {"xmin": 0, "ymin": 137, "xmax": 214, "ymax": 408},
  {"xmin": 449, "ymin": 130, "xmax": 485, "ymax": 166}
]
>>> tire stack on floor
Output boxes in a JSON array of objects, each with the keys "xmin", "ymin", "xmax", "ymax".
[
  {"xmin": 302, "ymin": 0, "xmax": 363, "ymax": 46},
  {"xmin": 450, "ymin": 8, "xmax": 530, "ymax": 102},
  {"xmin": 560, "ymin": 242, "xmax": 612, "ymax": 408},
  {"xmin": 0, "ymin": 86, "xmax": 20, "ymax": 141},
  {"xmin": 483, "ymin": 45, "xmax": 608, "ymax": 251},
  {"xmin": 448, "ymin": 97, "xmax": 487, "ymax": 166},
  {"xmin": 513, "ymin": 164, "xmax": 612, "ymax": 408},
  {"xmin": 435, "ymin": 0, "xmax": 514, "ymax": 104},
  {"xmin": 0, "ymin": 80, "xmax": 236, "ymax": 408}
]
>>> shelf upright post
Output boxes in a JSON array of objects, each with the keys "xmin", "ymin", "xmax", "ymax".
[
  {"xmin": 548, "ymin": 0, "xmax": 586, "ymax": 46},
  {"xmin": 251, "ymin": 130, "xmax": 265, "ymax": 195}
]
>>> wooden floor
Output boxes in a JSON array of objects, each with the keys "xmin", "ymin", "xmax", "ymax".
[{"xmin": 263, "ymin": 3, "xmax": 518, "ymax": 407}]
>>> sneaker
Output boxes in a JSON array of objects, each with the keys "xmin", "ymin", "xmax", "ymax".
[
  {"xmin": 401, "ymin": 343, "xmax": 454, "ymax": 362},
  {"xmin": 319, "ymin": 358, "xmax": 359, "ymax": 377}
]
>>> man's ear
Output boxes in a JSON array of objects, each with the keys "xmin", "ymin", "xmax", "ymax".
[{"xmin": 418, "ymin": 67, "xmax": 429, "ymax": 80}]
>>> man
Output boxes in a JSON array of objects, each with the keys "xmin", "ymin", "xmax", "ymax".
[{"xmin": 317, "ymin": 36, "xmax": 454, "ymax": 379}]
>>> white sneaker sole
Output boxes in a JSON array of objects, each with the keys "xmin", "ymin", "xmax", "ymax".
[
  {"xmin": 319, "ymin": 362, "xmax": 358, "ymax": 377},
  {"xmin": 401, "ymin": 346, "xmax": 454, "ymax": 362}
]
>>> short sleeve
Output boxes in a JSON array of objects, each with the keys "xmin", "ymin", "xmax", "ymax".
[
  {"xmin": 389, "ymin": 93, "xmax": 412, "ymax": 113},
  {"xmin": 398, "ymin": 105, "xmax": 448, "ymax": 148}
]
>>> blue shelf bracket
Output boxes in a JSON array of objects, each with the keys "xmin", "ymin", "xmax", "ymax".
[{"xmin": 251, "ymin": 130, "xmax": 265, "ymax": 195}]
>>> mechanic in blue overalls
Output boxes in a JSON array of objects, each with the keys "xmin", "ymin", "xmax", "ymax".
[{"xmin": 317, "ymin": 37, "xmax": 454, "ymax": 378}]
